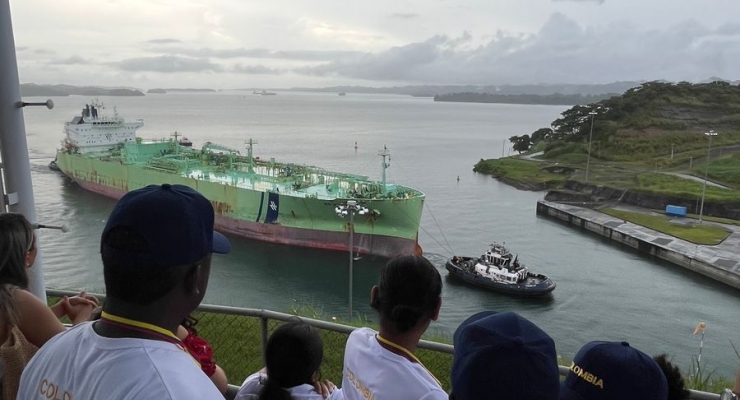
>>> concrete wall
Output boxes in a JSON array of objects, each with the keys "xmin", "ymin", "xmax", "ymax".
[{"xmin": 536, "ymin": 201, "xmax": 740, "ymax": 290}]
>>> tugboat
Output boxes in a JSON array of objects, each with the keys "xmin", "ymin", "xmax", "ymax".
[
  {"xmin": 446, "ymin": 243, "xmax": 556, "ymax": 296},
  {"xmin": 171, "ymin": 131, "xmax": 193, "ymax": 147},
  {"xmin": 48, "ymin": 156, "xmax": 60, "ymax": 171}
]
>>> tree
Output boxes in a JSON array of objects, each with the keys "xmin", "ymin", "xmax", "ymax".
[
  {"xmin": 531, "ymin": 128, "xmax": 552, "ymax": 143},
  {"xmin": 512, "ymin": 135, "xmax": 531, "ymax": 153}
]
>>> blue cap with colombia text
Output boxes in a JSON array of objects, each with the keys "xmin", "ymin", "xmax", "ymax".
[
  {"xmin": 101, "ymin": 184, "xmax": 230, "ymax": 267},
  {"xmin": 560, "ymin": 341, "xmax": 668, "ymax": 400}
]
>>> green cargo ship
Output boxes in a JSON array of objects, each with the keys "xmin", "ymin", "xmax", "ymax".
[{"xmin": 55, "ymin": 103, "xmax": 425, "ymax": 257}]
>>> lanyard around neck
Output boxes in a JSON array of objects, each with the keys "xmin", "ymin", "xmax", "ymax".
[
  {"xmin": 100, "ymin": 311, "xmax": 182, "ymax": 347},
  {"xmin": 376, "ymin": 334, "xmax": 442, "ymax": 387}
]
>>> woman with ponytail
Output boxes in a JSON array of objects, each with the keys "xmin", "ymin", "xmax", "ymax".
[
  {"xmin": 235, "ymin": 321, "xmax": 341, "ymax": 400},
  {"xmin": 342, "ymin": 254, "xmax": 446, "ymax": 400}
]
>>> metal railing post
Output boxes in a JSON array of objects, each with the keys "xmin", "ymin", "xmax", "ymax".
[{"xmin": 259, "ymin": 316, "xmax": 269, "ymax": 366}]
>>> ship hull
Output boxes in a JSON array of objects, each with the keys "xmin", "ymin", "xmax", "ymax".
[{"xmin": 57, "ymin": 150, "xmax": 423, "ymax": 258}]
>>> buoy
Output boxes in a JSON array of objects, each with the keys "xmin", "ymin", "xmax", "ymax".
[
  {"xmin": 456, "ymin": 175, "xmax": 460, "ymax": 182},
  {"xmin": 354, "ymin": 141, "xmax": 358, "ymax": 150}
]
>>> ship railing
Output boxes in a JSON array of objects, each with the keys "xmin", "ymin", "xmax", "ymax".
[{"xmin": 46, "ymin": 289, "xmax": 720, "ymax": 400}]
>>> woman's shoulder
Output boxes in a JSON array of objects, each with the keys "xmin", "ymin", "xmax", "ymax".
[
  {"xmin": 289, "ymin": 384, "xmax": 343, "ymax": 400},
  {"xmin": 235, "ymin": 372, "xmax": 265, "ymax": 400},
  {"xmin": 349, "ymin": 327, "xmax": 377, "ymax": 340},
  {"xmin": 11, "ymin": 288, "xmax": 46, "ymax": 311}
]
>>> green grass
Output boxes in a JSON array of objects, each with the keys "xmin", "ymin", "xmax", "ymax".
[
  {"xmin": 686, "ymin": 357, "xmax": 735, "ymax": 393},
  {"xmin": 699, "ymin": 153, "xmax": 740, "ymax": 190},
  {"xmin": 600, "ymin": 208, "xmax": 731, "ymax": 245},
  {"xmin": 685, "ymin": 214, "xmax": 740, "ymax": 226},
  {"xmin": 546, "ymin": 153, "xmax": 589, "ymax": 163},
  {"xmin": 636, "ymin": 173, "xmax": 740, "ymax": 202},
  {"xmin": 473, "ymin": 158, "xmax": 566, "ymax": 188}
]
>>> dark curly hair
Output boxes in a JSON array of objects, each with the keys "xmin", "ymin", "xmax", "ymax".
[{"xmin": 653, "ymin": 354, "xmax": 690, "ymax": 400}]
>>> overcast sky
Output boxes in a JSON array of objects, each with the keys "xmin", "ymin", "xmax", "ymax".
[{"xmin": 9, "ymin": 0, "xmax": 740, "ymax": 89}]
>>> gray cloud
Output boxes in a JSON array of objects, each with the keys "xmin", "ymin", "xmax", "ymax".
[
  {"xmin": 146, "ymin": 38, "xmax": 182, "ymax": 44},
  {"xmin": 717, "ymin": 23, "xmax": 740, "ymax": 35},
  {"xmin": 294, "ymin": 35, "xmax": 451, "ymax": 81},
  {"xmin": 390, "ymin": 13, "xmax": 420, "ymax": 19},
  {"xmin": 292, "ymin": 13, "xmax": 740, "ymax": 84},
  {"xmin": 114, "ymin": 55, "xmax": 222, "ymax": 72},
  {"xmin": 232, "ymin": 64, "xmax": 284, "ymax": 75},
  {"xmin": 51, "ymin": 55, "xmax": 93, "ymax": 65},
  {"xmin": 147, "ymin": 46, "xmax": 363, "ymax": 61},
  {"xmin": 34, "ymin": 49, "xmax": 55, "ymax": 55},
  {"xmin": 552, "ymin": 0, "xmax": 605, "ymax": 4},
  {"xmin": 16, "ymin": 46, "xmax": 28, "ymax": 52}
]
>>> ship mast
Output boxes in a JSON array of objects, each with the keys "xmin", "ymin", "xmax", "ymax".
[
  {"xmin": 378, "ymin": 145, "xmax": 390, "ymax": 195},
  {"xmin": 245, "ymin": 138, "xmax": 258, "ymax": 173},
  {"xmin": 171, "ymin": 131, "xmax": 180, "ymax": 154}
]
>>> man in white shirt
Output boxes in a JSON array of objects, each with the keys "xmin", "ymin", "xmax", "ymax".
[{"xmin": 17, "ymin": 184, "xmax": 231, "ymax": 400}]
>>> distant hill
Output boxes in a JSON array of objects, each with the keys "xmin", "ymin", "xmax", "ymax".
[
  {"xmin": 528, "ymin": 81, "xmax": 740, "ymax": 162},
  {"xmin": 289, "ymin": 82, "xmax": 644, "ymax": 97},
  {"xmin": 21, "ymin": 84, "xmax": 144, "ymax": 97},
  {"xmin": 165, "ymin": 88, "xmax": 217, "ymax": 93},
  {"xmin": 434, "ymin": 92, "xmax": 617, "ymax": 106},
  {"xmin": 147, "ymin": 88, "xmax": 216, "ymax": 94}
]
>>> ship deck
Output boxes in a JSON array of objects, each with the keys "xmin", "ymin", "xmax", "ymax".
[{"xmin": 186, "ymin": 168, "xmax": 348, "ymax": 200}]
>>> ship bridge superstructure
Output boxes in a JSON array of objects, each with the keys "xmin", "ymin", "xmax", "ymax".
[{"xmin": 63, "ymin": 101, "xmax": 143, "ymax": 154}]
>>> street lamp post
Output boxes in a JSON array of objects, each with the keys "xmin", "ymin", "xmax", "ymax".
[
  {"xmin": 335, "ymin": 200, "xmax": 369, "ymax": 320},
  {"xmin": 585, "ymin": 111, "xmax": 598, "ymax": 183},
  {"xmin": 698, "ymin": 130, "xmax": 718, "ymax": 224}
]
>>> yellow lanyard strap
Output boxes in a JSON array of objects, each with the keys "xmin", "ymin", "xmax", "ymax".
[
  {"xmin": 376, "ymin": 334, "xmax": 442, "ymax": 387},
  {"xmin": 100, "ymin": 312, "xmax": 182, "ymax": 344}
]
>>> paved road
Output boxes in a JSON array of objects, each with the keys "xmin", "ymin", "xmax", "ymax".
[
  {"xmin": 661, "ymin": 172, "xmax": 730, "ymax": 189},
  {"xmin": 519, "ymin": 151, "xmax": 544, "ymax": 161}
]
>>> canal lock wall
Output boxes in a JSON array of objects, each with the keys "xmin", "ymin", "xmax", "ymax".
[{"xmin": 536, "ymin": 200, "xmax": 740, "ymax": 290}]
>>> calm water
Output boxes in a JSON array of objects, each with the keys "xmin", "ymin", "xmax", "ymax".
[{"xmin": 21, "ymin": 92, "xmax": 740, "ymax": 376}]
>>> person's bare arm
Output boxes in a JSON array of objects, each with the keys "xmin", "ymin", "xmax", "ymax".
[{"xmin": 14, "ymin": 289, "xmax": 66, "ymax": 347}]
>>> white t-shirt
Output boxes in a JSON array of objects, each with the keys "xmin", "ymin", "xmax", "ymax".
[
  {"xmin": 17, "ymin": 322, "xmax": 223, "ymax": 400},
  {"xmin": 235, "ymin": 372, "xmax": 344, "ymax": 400},
  {"xmin": 342, "ymin": 328, "xmax": 447, "ymax": 400}
]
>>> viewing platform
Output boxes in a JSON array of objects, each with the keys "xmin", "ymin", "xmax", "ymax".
[{"xmin": 536, "ymin": 200, "xmax": 740, "ymax": 290}]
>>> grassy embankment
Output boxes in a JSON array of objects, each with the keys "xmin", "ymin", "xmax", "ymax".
[
  {"xmin": 599, "ymin": 208, "xmax": 731, "ymax": 245},
  {"xmin": 473, "ymin": 157, "xmax": 566, "ymax": 189},
  {"xmin": 475, "ymin": 82, "xmax": 740, "ymax": 209}
]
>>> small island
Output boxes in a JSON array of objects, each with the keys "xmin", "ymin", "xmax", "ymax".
[
  {"xmin": 434, "ymin": 92, "xmax": 616, "ymax": 106},
  {"xmin": 474, "ymin": 81, "xmax": 740, "ymax": 220},
  {"xmin": 20, "ymin": 83, "xmax": 145, "ymax": 97},
  {"xmin": 147, "ymin": 88, "xmax": 167, "ymax": 94}
]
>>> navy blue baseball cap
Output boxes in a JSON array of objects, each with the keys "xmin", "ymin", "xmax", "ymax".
[
  {"xmin": 560, "ymin": 341, "xmax": 668, "ymax": 400},
  {"xmin": 101, "ymin": 184, "xmax": 230, "ymax": 268},
  {"xmin": 452, "ymin": 311, "xmax": 560, "ymax": 400}
]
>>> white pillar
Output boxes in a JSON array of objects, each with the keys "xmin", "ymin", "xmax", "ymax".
[{"xmin": 0, "ymin": 0, "xmax": 47, "ymax": 301}]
